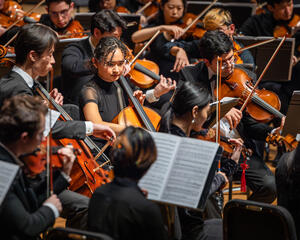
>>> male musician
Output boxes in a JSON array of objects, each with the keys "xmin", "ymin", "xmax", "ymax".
[
  {"xmin": 0, "ymin": 23, "xmax": 116, "ymax": 141},
  {"xmin": 61, "ymin": 10, "xmax": 176, "ymax": 105},
  {"xmin": 0, "ymin": 95, "xmax": 76, "ymax": 239},
  {"xmin": 240, "ymin": 0, "xmax": 299, "ymax": 160},
  {"xmin": 39, "ymin": 0, "xmax": 84, "ymax": 36},
  {"xmin": 180, "ymin": 30, "xmax": 279, "ymax": 203},
  {"xmin": 163, "ymin": 8, "xmax": 254, "ymax": 73}
]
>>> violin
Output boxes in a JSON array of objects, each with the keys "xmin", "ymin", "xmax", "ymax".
[
  {"xmin": 20, "ymin": 139, "xmax": 80, "ymax": 177},
  {"xmin": 193, "ymin": 127, "xmax": 252, "ymax": 159},
  {"xmin": 266, "ymin": 133, "xmax": 298, "ymax": 152},
  {"xmin": 233, "ymin": 41, "xmax": 243, "ymax": 65},
  {"xmin": 0, "ymin": 1, "xmax": 41, "ymax": 28},
  {"xmin": 273, "ymin": 14, "xmax": 300, "ymax": 38},
  {"xmin": 34, "ymin": 81, "xmax": 113, "ymax": 198},
  {"xmin": 59, "ymin": 20, "xmax": 87, "ymax": 39},
  {"xmin": 217, "ymin": 68, "xmax": 285, "ymax": 123}
]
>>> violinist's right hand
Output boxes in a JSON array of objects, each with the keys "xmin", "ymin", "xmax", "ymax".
[
  {"xmin": 43, "ymin": 194, "xmax": 62, "ymax": 214},
  {"xmin": 92, "ymin": 123, "xmax": 116, "ymax": 142},
  {"xmin": 58, "ymin": 145, "xmax": 76, "ymax": 176},
  {"xmin": 161, "ymin": 25, "xmax": 185, "ymax": 40},
  {"xmin": 224, "ymin": 107, "xmax": 243, "ymax": 130}
]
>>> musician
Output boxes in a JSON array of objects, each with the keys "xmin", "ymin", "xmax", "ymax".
[
  {"xmin": 79, "ymin": 36, "xmax": 174, "ymax": 135},
  {"xmin": 0, "ymin": 95, "xmax": 76, "ymax": 240},
  {"xmin": 276, "ymin": 143, "xmax": 300, "ymax": 239},
  {"xmin": 159, "ymin": 81, "xmax": 243, "ymax": 240},
  {"xmin": 180, "ymin": 30, "xmax": 278, "ymax": 203},
  {"xmin": 131, "ymin": 0, "xmax": 187, "ymax": 79},
  {"xmin": 39, "ymin": 0, "xmax": 84, "ymax": 37},
  {"xmin": 0, "ymin": 23, "xmax": 116, "ymax": 142},
  {"xmin": 88, "ymin": 126, "xmax": 168, "ymax": 240},
  {"xmin": 62, "ymin": 10, "xmax": 175, "ymax": 106}
]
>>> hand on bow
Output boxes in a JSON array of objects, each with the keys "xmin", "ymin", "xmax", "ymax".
[
  {"xmin": 154, "ymin": 75, "xmax": 176, "ymax": 98},
  {"xmin": 224, "ymin": 107, "xmax": 243, "ymax": 130},
  {"xmin": 92, "ymin": 124, "xmax": 116, "ymax": 142}
]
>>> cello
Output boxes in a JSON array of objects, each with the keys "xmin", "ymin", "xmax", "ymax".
[{"xmin": 34, "ymin": 81, "xmax": 113, "ymax": 198}]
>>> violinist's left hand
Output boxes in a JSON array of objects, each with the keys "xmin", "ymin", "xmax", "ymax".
[
  {"xmin": 133, "ymin": 90, "xmax": 146, "ymax": 105},
  {"xmin": 272, "ymin": 116, "xmax": 286, "ymax": 135},
  {"xmin": 50, "ymin": 88, "xmax": 64, "ymax": 106},
  {"xmin": 92, "ymin": 123, "xmax": 116, "ymax": 143},
  {"xmin": 228, "ymin": 138, "xmax": 243, "ymax": 164},
  {"xmin": 154, "ymin": 75, "xmax": 176, "ymax": 98}
]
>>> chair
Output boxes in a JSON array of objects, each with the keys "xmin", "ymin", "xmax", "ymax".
[
  {"xmin": 223, "ymin": 199, "xmax": 297, "ymax": 240},
  {"xmin": 46, "ymin": 227, "xmax": 114, "ymax": 240}
]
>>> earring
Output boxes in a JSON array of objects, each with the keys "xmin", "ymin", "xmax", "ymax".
[{"xmin": 192, "ymin": 119, "xmax": 195, "ymax": 124}]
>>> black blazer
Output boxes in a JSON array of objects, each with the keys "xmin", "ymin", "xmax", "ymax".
[
  {"xmin": 0, "ymin": 143, "xmax": 57, "ymax": 240},
  {"xmin": 0, "ymin": 70, "xmax": 87, "ymax": 140},
  {"xmin": 180, "ymin": 62, "xmax": 273, "ymax": 149},
  {"xmin": 88, "ymin": 177, "xmax": 168, "ymax": 240},
  {"xmin": 61, "ymin": 38, "xmax": 94, "ymax": 105}
]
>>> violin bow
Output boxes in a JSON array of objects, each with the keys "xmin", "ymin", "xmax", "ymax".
[
  {"xmin": 170, "ymin": 0, "xmax": 218, "ymax": 42},
  {"xmin": 135, "ymin": 1, "xmax": 152, "ymax": 15},
  {"xmin": 240, "ymin": 36, "xmax": 286, "ymax": 113},
  {"xmin": 234, "ymin": 37, "xmax": 278, "ymax": 54},
  {"xmin": 128, "ymin": 30, "xmax": 161, "ymax": 67},
  {"xmin": 216, "ymin": 56, "xmax": 222, "ymax": 171}
]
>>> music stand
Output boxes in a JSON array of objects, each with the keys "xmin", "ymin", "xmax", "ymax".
[
  {"xmin": 186, "ymin": 1, "xmax": 256, "ymax": 29},
  {"xmin": 74, "ymin": 12, "xmax": 140, "ymax": 49},
  {"xmin": 282, "ymin": 91, "xmax": 300, "ymax": 137},
  {"xmin": 235, "ymin": 36, "xmax": 294, "ymax": 82}
]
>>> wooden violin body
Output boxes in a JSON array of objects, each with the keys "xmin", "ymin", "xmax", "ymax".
[
  {"xmin": 60, "ymin": 20, "xmax": 86, "ymax": 39},
  {"xmin": 266, "ymin": 133, "xmax": 298, "ymax": 152},
  {"xmin": 0, "ymin": 1, "xmax": 40, "ymax": 28},
  {"xmin": 273, "ymin": 14, "xmax": 300, "ymax": 37},
  {"xmin": 217, "ymin": 68, "xmax": 284, "ymax": 122}
]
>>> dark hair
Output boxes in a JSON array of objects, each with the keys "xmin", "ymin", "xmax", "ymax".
[
  {"xmin": 90, "ymin": 36, "xmax": 128, "ymax": 73},
  {"xmin": 15, "ymin": 24, "xmax": 58, "ymax": 65},
  {"xmin": 160, "ymin": 81, "xmax": 211, "ymax": 133},
  {"xmin": 156, "ymin": 0, "xmax": 187, "ymax": 24},
  {"xmin": 110, "ymin": 126, "xmax": 157, "ymax": 180},
  {"xmin": 0, "ymin": 95, "xmax": 48, "ymax": 144},
  {"xmin": 266, "ymin": 0, "xmax": 291, "ymax": 7},
  {"xmin": 199, "ymin": 30, "xmax": 233, "ymax": 63},
  {"xmin": 46, "ymin": 0, "xmax": 72, "ymax": 7},
  {"xmin": 91, "ymin": 10, "xmax": 127, "ymax": 35}
]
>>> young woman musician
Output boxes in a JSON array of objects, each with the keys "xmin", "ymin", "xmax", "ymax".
[
  {"xmin": 88, "ymin": 126, "xmax": 168, "ymax": 240},
  {"xmin": 79, "ymin": 36, "xmax": 174, "ymax": 135},
  {"xmin": 131, "ymin": 0, "xmax": 188, "ymax": 79},
  {"xmin": 159, "ymin": 80, "xmax": 243, "ymax": 240}
]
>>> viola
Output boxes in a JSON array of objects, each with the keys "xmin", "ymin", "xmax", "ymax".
[
  {"xmin": 0, "ymin": 1, "xmax": 41, "ymax": 28},
  {"xmin": 217, "ymin": 68, "xmax": 285, "ymax": 123},
  {"xmin": 34, "ymin": 81, "xmax": 113, "ymax": 198},
  {"xmin": 113, "ymin": 75, "xmax": 161, "ymax": 131},
  {"xmin": 273, "ymin": 14, "xmax": 300, "ymax": 38}
]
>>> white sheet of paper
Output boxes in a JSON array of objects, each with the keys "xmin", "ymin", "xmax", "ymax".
[
  {"xmin": 139, "ymin": 132, "xmax": 219, "ymax": 209},
  {"xmin": 0, "ymin": 161, "xmax": 19, "ymax": 206},
  {"xmin": 43, "ymin": 109, "xmax": 61, "ymax": 137}
]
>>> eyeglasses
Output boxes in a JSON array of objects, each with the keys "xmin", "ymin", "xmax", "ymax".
[
  {"xmin": 49, "ymin": 7, "xmax": 70, "ymax": 18},
  {"xmin": 220, "ymin": 55, "xmax": 237, "ymax": 69}
]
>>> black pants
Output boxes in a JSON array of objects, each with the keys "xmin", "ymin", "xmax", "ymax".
[{"xmin": 235, "ymin": 153, "xmax": 277, "ymax": 203}]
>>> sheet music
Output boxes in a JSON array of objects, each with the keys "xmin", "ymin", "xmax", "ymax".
[
  {"xmin": 0, "ymin": 161, "xmax": 19, "ymax": 206},
  {"xmin": 43, "ymin": 109, "xmax": 61, "ymax": 137},
  {"xmin": 139, "ymin": 132, "xmax": 219, "ymax": 209},
  {"xmin": 139, "ymin": 133, "xmax": 180, "ymax": 200}
]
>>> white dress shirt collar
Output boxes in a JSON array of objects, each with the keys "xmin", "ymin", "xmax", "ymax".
[{"xmin": 12, "ymin": 65, "xmax": 34, "ymax": 88}]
